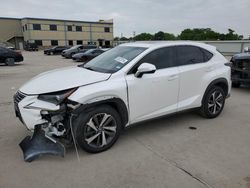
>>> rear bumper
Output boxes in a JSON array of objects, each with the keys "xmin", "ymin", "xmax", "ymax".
[{"xmin": 15, "ymin": 56, "xmax": 23, "ymax": 62}]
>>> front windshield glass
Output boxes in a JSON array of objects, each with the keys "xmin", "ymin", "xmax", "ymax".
[
  {"xmin": 80, "ymin": 46, "xmax": 146, "ymax": 73},
  {"xmin": 71, "ymin": 45, "xmax": 80, "ymax": 49}
]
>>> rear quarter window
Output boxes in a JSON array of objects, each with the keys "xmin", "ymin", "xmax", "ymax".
[
  {"xmin": 201, "ymin": 48, "xmax": 213, "ymax": 62},
  {"xmin": 176, "ymin": 45, "xmax": 213, "ymax": 66}
]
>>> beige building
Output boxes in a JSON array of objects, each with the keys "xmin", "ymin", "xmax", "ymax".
[{"xmin": 0, "ymin": 17, "xmax": 114, "ymax": 49}]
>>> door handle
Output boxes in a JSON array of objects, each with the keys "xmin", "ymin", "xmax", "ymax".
[{"xmin": 168, "ymin": 74, "xmax": 178, "ymax": 81}]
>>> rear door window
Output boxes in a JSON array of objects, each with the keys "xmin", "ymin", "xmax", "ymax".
[{"xmin": 175, "ymin": 46, "xmax": 205, "ymax": 66}]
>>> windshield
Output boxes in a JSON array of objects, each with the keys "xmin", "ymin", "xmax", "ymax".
[
  {"xmin": 70, "ymin": 45, "xmax": 81, "ymax": 49},
  {"xmin": 80, "ymin": 46, "xmax": 146, "ymax": 73},
  {"xmin": 85, "ymin": 49, "xmax": 95, "ymax": 54}
]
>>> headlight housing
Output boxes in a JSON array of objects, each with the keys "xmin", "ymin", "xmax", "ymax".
[{"xmin": 38, "ymin": 88, "xmax": 77, "ymax": 105}]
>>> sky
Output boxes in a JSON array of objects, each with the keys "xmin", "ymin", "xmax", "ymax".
[{"xmin": 1, "ymin": 0, "xmax": 250, "ymax": 38}]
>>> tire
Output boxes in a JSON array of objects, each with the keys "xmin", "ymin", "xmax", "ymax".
[
  {"xmin": 5, "ymin": 58, "xmax": 15, "ymax": 66},
  {"xmin": 73, "ymin": 105, "xmax": 122, "ymax": 153},
  {"xmin": 199, "ymin": 86, "xmax": 226, "ymax": 118},
  {"xmin": 232, "ymin": 82, "xmax": 240, "ymax": 88},
  {"xmin": 70, "ymin": 53, "xmax": 75, "ymax": 58}
]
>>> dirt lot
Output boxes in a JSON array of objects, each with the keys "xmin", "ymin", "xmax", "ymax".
[{"xmin": 0, "ymin": 51, "xmax": 250, "ymax": 188}]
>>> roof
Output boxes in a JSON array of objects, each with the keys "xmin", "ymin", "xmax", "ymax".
[
  {"xmin": 121, "ymin": 41, "xmax": 216, "ymax": 51},
  {"xmin": 0, "ymin": 17, "xmax": 113, "ymax": 25}
]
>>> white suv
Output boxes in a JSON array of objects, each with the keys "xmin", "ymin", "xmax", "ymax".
[{"xmin": 14, "ymin": 41, "xmax": 231, "ymax": 161}]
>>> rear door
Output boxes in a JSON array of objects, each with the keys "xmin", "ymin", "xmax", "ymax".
[{"xmin": 175, "ymin": 45, "xmax": 215, "ymax": 111}]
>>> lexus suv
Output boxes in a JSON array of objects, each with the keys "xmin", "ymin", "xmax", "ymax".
[{"xmin": 14, "ymin": 41, "xmax": 231, "ymax": 162}]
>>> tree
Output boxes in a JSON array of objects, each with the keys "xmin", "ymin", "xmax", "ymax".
[
  {"xmin": 164, "ymin": 33, "xmax": 176, "ymax": 40},
  {"xmin": 120, "ymin": 37, "xmax": 129, "ymax": 41},
  {"xmin": 153, "ymin": 31, "xmax": 165, "ymax": 40},
  {"xmin": 134, "ymin": 33, "xmax": 153, "ymax": 41}
]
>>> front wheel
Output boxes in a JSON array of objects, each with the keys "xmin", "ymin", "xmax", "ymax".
[
  {"xmin": 199, "ymin": 86, "xmax": 226, "ymax": 118},
  {"xmin": 5, "ymin": 57, "xmax": 15, "ymax": 66},
  {"xmin": 73, "ymin": 105, "xmax": 122, "ymax": 153}
]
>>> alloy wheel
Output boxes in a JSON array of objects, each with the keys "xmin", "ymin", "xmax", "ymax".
[
  {"xmin": 208, "ymin": 90, "xmax": 224, "ymax": 115},
  {"xmin": 83, "ymin": 113, "xmax": 117, "ymax": 148}
]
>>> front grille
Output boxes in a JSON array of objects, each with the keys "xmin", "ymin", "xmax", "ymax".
[{"xmin": 14, "ymin": 91, "xmax": 27, "ymax": 123}]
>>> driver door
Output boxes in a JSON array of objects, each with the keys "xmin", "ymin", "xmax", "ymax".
[{"xmin": 126, "ymin": 47, "xmax": 179, "ymax": 123}]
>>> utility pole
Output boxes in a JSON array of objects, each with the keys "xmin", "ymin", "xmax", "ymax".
[{"xmin": 133, "ymin": 31, "xmax": 136, "ymax": 41}]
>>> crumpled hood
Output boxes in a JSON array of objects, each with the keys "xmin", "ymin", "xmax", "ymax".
[{"xmin": 20, "ymin": 66, "xmax": 111, "ymax": 95}]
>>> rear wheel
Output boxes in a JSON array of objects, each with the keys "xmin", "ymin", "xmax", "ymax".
[
  {"xmin": 5, "ymin": 58, "xmax": 15, "ymax": 66},
  {"xmin": 199, "ymin": 86, "xmax": 226, "ymax": 118},
  {"xmin": 73, "ymin": 105, "xmax": 121, "ymax": 153}
]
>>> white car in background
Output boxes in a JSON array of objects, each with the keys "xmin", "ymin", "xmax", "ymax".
[{"xmin": 14, "ymin": 41, "xmax": 231, "ymax": 162}]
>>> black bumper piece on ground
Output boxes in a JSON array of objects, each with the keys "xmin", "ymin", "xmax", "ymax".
[{"xmin": 19, "ymin": 125, "xmax": 65, "ymax": 162}]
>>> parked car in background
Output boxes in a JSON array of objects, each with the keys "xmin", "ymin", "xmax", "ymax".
[
  {"xmin": 14, "ymin": 41, "xmax": 231, "ymax": 162},
  {"xmin": 44, "ymin": 46, "xmax": 69, "ymax": 55},
  {"xmin": 6, "ymin": 46, "xmax": 16, "ymax": 50},
  {"xmin": 230, "ymin": 52, "xmax": 250, "ymax": 87},
  {"xmin": 24, "ymin": 43, "xmax": 38, "ymax": 51},
  {"xmin": 72, "ymin": 49, "xmax": 107, "ymax": 62},
  {"xmin": 61, "ymin": 45, "xmax": 97, "ymax": 58},
  {"xmin": 0, "ymin": 46, "xmax": 23, "ymax": 65}
]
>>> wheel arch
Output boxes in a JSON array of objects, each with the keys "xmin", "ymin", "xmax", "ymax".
[
  {"xmin": 202, "ymin": 78, "xmax": 229, "ymax": 103},
  {"xmin": 72, "ymin": 97, "xmax": 129, "ymax": 128}
]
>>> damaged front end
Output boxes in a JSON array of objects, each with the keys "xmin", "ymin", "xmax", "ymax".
[{"xmin": 14, "ymin": 88, "xmax": 80, "ymax": 162}]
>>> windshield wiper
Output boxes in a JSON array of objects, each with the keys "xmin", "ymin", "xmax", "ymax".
[{"xmin": 84, "ymin": 66, "xmax": 95, "ymax": 71}]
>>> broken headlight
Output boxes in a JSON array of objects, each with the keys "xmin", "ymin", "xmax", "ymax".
[{"xmin": 38, "ymin": 88, "xmax": 77, "ymax": 105}]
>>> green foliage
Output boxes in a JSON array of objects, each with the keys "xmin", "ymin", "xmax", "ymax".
[
  {"xmin": 178, "ymin": 28, "xmax": 242, "ymax": 40},
  {"xmin": 133, "ymin": 33, "xmax": 153, "ymax": 41},
  {"xmin": 129, "ymin": 28, "xmax": 243, "ymax": 41}
]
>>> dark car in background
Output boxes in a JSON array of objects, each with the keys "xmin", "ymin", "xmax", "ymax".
[
  {"xmin": 44, "ymin": 46, "xmax": 69, "ymax": 55},
  {"xmin": 231, "ymin": 52, "xmax": 250, "ymax": 87},
  {"xmin": 72, "ymin": 49, "xmax": 107, "ymax": 62},
  {"xmin": 61, "ymin": 45, "xmax": 97, "ymax": 58},
  {"xmin": 24, "ymin": 43, "xmax": 38, "ymax": 51},
  {"xmin": 0, "ymin": 46, "xmax": 23, "ymax": 65}
]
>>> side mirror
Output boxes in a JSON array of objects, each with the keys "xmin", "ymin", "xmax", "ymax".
[{"xmin": 135, "ymin": 63, "xmax": 156, "ymax": 78}]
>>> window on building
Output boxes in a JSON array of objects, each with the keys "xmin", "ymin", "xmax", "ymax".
[
  {"xmin": 105, "ymin": 41, "xmax": 111, "ymax": 47},
  {"xmin": 25, "ymin": 24, "xmax": 27, "ymax": 30},
  {"xmin": 104, "ymin": 27, "xmax": 110, "ymax": 32},
  {"xmin": 76, "ymin": 26, "xmax": 82, "ymax": 32},
  {"xmin": 34, "ymin": 40, "xmax": 43, "ymax": 46},
  {"xmin": 88, "ymin": 42, "xmax": 97, "ymax": 45},
  {"xmin": 50, "ymin": 24, "xmax": 57, "ymax": 31},
  {"xmin": 51, "ymin": 40, "xmax": 58, "ymax": 46},
  {"xmin": 68, "ymin": 40, "xmax": 73, "ymax": 46},
  {"xmin": 67, "ymin": 25, "xmax": 72, "ymax": 31},
  {"xmin": 33, "ymin": 24, "xmax": 41, "ymax": 30},
  {"xmin": 22, "ymin": 26, "xmax": 25, "ymax": 32},
  {"xmin": 76, "ymin": 40, "xmax": 83, "ymax": 45}
]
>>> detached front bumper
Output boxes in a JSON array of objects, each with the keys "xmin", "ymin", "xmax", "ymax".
[{"xmin": 19, "ymin": 125, "xmax": 65, "ymax": 162}]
